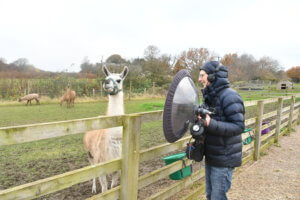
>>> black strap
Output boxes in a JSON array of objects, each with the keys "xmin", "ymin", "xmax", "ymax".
[{"xmin": 103, "ymin": 78, "xmax": 122, "ymax": 95}]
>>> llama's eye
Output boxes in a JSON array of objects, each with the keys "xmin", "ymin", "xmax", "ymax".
[{"xmin": 116, "ymin": 79, "xmax": 121, "ymax": 83}]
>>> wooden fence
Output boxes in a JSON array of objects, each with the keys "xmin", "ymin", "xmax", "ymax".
[{"xmin": 0, "ymin": 95, "xmax": 300, "ymax": 200}]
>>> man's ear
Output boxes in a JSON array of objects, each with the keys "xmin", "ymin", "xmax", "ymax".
[
  {"xmin": 120, "ymin": 66, "xmax": 129, "ymax": 79},
  {"xmin": 102, "ymin": 65, "xmax": 110, "ymax": 77}
]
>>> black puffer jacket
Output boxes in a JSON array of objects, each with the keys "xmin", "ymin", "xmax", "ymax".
[{"xmin": 202, "ymin": 65, "xmax": 245, "ymax": 168}]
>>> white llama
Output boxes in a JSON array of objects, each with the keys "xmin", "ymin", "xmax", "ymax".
[{"xmin": 83, "ymin": 65, "xmax": 128, "ymax": 193}]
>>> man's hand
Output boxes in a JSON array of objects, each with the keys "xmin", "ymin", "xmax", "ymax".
[
  {"xmin": 197, "ymin": 114, "xmax": 211, "ymax": 127},
  {"xmin": 203, "ymin": 114, "xmax": 211, "ymax": 126}
]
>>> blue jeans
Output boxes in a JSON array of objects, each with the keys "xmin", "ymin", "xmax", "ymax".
[{"xmin": 205, "ymin": 162, "xmax": 234, "ymax": 200}]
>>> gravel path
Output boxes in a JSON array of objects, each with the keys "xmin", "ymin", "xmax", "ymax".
[{"xmin": 227, "ymin": 126, "xmax": 300, "ymax": 200}]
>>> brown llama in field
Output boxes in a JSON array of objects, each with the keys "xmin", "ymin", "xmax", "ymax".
[
  {"xmin": 18, "ymin": 93, "xmax": 40, "ymax": 105},
  {"xmin": 60, "ymin": 85, "xmax": 76, "ymax": 108},
  {"xmin": 83, "ymin": 65, "xmax": 128, "ymax": 193}
]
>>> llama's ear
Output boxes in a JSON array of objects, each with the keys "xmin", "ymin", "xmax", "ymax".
[
  {"xmin": 120, "ymin": 66, "xmax": 129, "ymax": 79},
  {"xmin": 102, "ymin": 65, "xmax": 111, "ymax": 77}
]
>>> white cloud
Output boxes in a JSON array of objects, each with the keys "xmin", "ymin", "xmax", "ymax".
[{"xmin": 0, "ymin": 0, "xmax": 299, "ymax": 71}]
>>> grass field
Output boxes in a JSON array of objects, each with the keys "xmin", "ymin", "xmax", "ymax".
[
  {"xmin": 238, "ymin": 90, "xmax": 300, "ymax": 101},
  {"xmin": 0, "ymin": 92, "xmax": 299, "ymax": 196},
  {"xmin": 0, "ymin": 98, "xmax": 164, "ymax": 127}
]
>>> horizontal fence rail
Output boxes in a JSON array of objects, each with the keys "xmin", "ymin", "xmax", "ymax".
[
  {"xmin": 139, "ymin": 136, "xmax": 190, "ymax": 162},
  {"xmin": 0, "ymin": 115, "xmax": 124, "ymax": 146},
  {"xmin": 245, "ymin": 117, "xmax": 256, "ymax": 126},
  {"xmin": 0, "ymin": 94, "xmax": 300, "ymax": 200},
  {"xmin": 145, "ymin": 169, "xmax": 204, "ymax": 200},
  {"xmin": 138, "ymin": 158, "xmax": 193, "ymax": 189}
]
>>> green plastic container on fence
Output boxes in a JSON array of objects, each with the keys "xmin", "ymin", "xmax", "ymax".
[
  {"xmin": 242, "ymin": 128, "xmax": 254, "ymax": 145},
  {"xmin": 161, "ymin": 152, "xmax": 192, "ymax": 180}
]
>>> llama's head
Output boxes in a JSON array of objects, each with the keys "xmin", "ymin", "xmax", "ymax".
[{"xmin": 102, "ymin": 65, "xmax": 129, "ymax": 95}]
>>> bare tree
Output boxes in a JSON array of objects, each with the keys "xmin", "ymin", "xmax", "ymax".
[
  {"xmin": 286, "ymin": 66, "xmax": 300, "ymax": 82},
  {"xmin": 143, "ymin": 45, "xmax": 172, "ymax": 86},
  {"xmin": 106, "ymin": 54, "xmax": 126, "ymax": 64},
  {"xmin": 257, "ymin": 56, "xmax": 282, "ymax": 81},
  {"xmin": 221, "ymin": 53, "xmax": 244, "ymax": 82},
  {"xmin": 12, "ymin": 58, "xmax": 29, "ymax": 67},
  {"xmin": 144, "ymin": 45, "xmax": 160, "ymax": 61},
  {"xmin": 175, "ymin": 48, "xmax": 212, "ymax": 81},
  {"xmin": 221, "ymin": 53, "xmax": 282, "ymax": 82}
]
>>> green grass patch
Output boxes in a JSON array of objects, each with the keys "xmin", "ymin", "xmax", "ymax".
[
  {"xmin": 0, "ymin": 99, "xmax": 164, "ymax": 127},
  {"xmin": 238, "ymin": 90, "xmax": 300, "ymax": 101},
  {"xmin": 139, "ymin": 102, "xmax": 164, "ymax": 111}
]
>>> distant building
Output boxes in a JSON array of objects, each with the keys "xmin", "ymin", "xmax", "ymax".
[{"xmin": 277, "ymin": 80, "xmax": 293, "ymax": 90}]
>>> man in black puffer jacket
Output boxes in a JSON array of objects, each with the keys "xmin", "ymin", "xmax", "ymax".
[{"xmin": 198, "ymin": 61, "xmax": 245, "ymax": 200}]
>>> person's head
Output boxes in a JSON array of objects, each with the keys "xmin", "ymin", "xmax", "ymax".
[{"xmin": 198, "ymin": 61, "xmax": 220, "ymax": 88}]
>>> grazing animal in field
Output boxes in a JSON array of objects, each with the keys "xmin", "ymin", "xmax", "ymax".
[
  {"xmin": 18, "ymin": 93, "xmax": 40, "ymax": 105},
  {"xmin": 60, "ymin": 85, "xmax": 76, "ymax": 108},
  {"xmin": 83, "ymin": 65, "xmax": 128, "ymax": 193}
]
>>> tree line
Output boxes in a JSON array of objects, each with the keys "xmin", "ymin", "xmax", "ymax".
[
  {"xmin": 80, "ymin": 45, "xmax": 291, "ymax": 85},
  {"xmin": 1, "ymin": 45, "xmax": 299, "ymax": 99}
]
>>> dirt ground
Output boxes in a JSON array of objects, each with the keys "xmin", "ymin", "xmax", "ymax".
[{"xmin": 226, "ymin": 126, "xmax": 300, "ymax": 200}]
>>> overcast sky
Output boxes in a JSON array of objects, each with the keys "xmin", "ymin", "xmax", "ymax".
[{"xmin": 0, "ymin": 0, "xmax": 299, "ymax": 72}]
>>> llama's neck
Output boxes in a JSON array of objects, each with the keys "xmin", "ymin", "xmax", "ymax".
[{"xmin": 107, "ymin": 92, "xmax": 124, "ymax": 116}]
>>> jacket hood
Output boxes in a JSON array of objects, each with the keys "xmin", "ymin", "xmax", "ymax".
[{"xmin": 202, "ymin": 65, "xmax": 230, "ymax": 106}]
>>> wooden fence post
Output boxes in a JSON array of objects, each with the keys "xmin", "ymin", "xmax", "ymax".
[
  {"xmin": 298, "ymin": 106, "xmax": 300, "ymax": 125},
  {"xmin": 120, "ymin": 114, "xmax": 141, "ymax": 200},
  {"xmin": 275, "ymin": 97, "xmax": 283, "ymax": 143},
  {"xmin": 254, "ymin": 100, "xmax": 264, "ymax": 161},
  {"xmin": 100, "ymin": 82, "xmax": 103, "ymax": 98},
  {"xmin": 152, "ymin": 82, "xmax": 155, "ymax": 95},
  {"xmin": 27, "ymin": 80, "xmax": 30, "ymax": 94},
  {"xmin": 288, "ymin": 96, "xmax": 295, "ymax": 134},
  {"xmin": 129, "ymin": 81, "xmax": 132, "ymax": 100}
]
